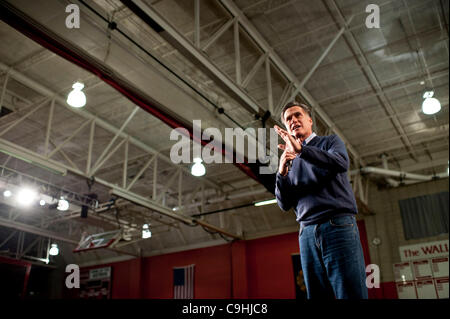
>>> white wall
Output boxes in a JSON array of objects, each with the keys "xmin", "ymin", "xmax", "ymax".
[{"xmin": 362, "ymin": 178, "xmax": 449, "ymax": 282}]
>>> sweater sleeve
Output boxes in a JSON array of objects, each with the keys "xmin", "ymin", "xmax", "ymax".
[
  {"xmin": 286, "ymin": 135, "xmax": 349, "ymax": 188},
  {"xmin": 275, "ymin": 172, "xmax": 294, "ymax": 211},
  {"xmin": 300, "ymin": 134, "xmax": 349, "ymax": 173}
]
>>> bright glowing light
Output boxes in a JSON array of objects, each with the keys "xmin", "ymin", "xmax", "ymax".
[
  {"xmin": 39, "ymin": 199, "xmax": 46, "ymax": 206},
  {"xmin": 422, "ymin": 91, "xmax": 441, "ymax": 115},
  {"xmin": 57, "ymin": 197, "xmax": 69, "ymax": 211},
  {"xmin": 67, "ymin": 82, "xmax": 86, "ymax": 108},
  {"xmin": 422, "ymin": 97, "xmax": 441, "ymax": 115},
  {"xmin": 142, "ymin": 224, "xmax": 152, "ymax": 239},
  {"xmin": 17, "ymin": 188, "xmax": 37, "ymax": 206},
  {"xmin": 191, "ymin": 157, "xmax": 205, "ymax": 177},
  {"xmin": 49, "ymin": 243, "xmax": 59, "ymax": 256},
  {"xmin": 254, "ymin": 198, "xmax": 277, "ymax": 206},
  {"xmin": 3, "ymin": 190, "xmax": 12, "ymax": 197}
]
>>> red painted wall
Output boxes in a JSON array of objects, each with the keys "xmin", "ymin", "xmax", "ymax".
[
  {"xmin": 142, "ymin": 244, "xmax": 232, "ymax": 299},
  {"xmin": 245, "ymin": 233, "xmax": 299, "ymax": 299},
  {"xmin": 81, "ymin": 220, "xmax": 397, "ymax": 299},
  {"xmin": 74, "ymin": 258, "xmax": 142, "ymax": 299},
  {"xmin": 110, "ymin": 258, "xmax": 142, "ymax": 299}
]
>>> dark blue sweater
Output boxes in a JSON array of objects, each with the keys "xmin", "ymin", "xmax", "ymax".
[{"xmin": 275, "ymin": 134, "xmax": 357, "ymax": 226}]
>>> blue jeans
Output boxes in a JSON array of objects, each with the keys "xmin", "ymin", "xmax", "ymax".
[{"xmin": 299, "ymin": 215, "xmax": 368, "ymax": 299}]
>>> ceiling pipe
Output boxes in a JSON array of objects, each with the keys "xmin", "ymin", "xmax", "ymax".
[
  {"xmin": 381, "ymin": 154, "xmax": 401, "ymax": 187},
  {"xmin": 350, "ymin": 166, "xmax": 449, "ymax": 185}
]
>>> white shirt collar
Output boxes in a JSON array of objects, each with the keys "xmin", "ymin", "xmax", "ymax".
[{"xmin": 304, "ymin": 132, "xmax": 317, "ymax": 145}]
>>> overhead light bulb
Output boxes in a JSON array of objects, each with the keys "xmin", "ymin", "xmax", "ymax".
[
  {"xmin": 422, "ymin": 90, "xmax": 441, "ymax": 115},
  {"xmin": 67, "ymin": 82, "xmax": 86, "ymax": 108},
  {"xmin": 3, "ymin": 190, "xmax": 12, "ymax": 197},
  {"xmin": 142, "ymin": 224, "xmax": 152, "ymax": 239},
  {"xmin": 39, "ymin": 199, "xmax": 46, "ymax": 206},
  {"xmin": 422, "ymin": 98, "xmax": 441, "ymax": 115},
  {"xmin": 191, "ymin": 157, "xmax": 205, "ymax": 177},
  {"xmin": 57, "ymin": 197, "xmax": 69, "ymax": 211},
  {"xmin": 49, "ymin": 243, "xmax": 59, "ymax": 256},
  {"xmin": 17, "ymin": 188, "xmax": 37, "ymax": 206}
]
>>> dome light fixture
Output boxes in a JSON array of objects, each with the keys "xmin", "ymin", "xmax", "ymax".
[
  {"xmin": 57, "ymin": 197, "xmax": 69, "ymax": 211},
  {"xmin": 142, "ymin": 224, "xmax": 152, "ymax": 239},
  {"xmin": 49, "ymin": 243, "xmax": 59, "ymax": 256},
  {"xmin": 17, "ymin": 188, "xmax": 37, "ymax": 206},
  {"xmin": 422, "ymin": 90, "xmax": 441, "ymax": 115},
  {"xmin": 67, "ymin": 82, "xmax": 86, "ymax": 108},
  {"xmin": 191, "ymin": 157, "xmax": 206, "ymax": 177}
]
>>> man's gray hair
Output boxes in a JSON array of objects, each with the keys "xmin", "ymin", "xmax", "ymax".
[{"xmin": 280, "ymin": 101, "xmax": 312, "ymax": 122}]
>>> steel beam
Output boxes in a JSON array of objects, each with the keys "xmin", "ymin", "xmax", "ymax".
[
  {"xmin": 47, "ymin": 119, "xmax": 92, "ymax": 159},
  {"xmin": 126, "ymin": 153, "xmax": 156, "ymax": 191},
  {"xmin": 219, "ymin": 0, "xmax": 362, "ymax": 163},
  {"xmin": 234, "ymin": 18, "xmax": 241, "ymax": 85},
  {"xmin": 265, "ymin": 55, "xmax": 273, "ymax": 114},
  {"xmin": 0, "ymin": 98, "xmax": 49, "ymax": 137},
  {"xmin": 194, "ymin": 0, "xmax": 200, "ymax": 48},
  {"xmin": 0, "ymin": 137, "xmax": 242, "ymax": 240},
  {"xmin": 202, "ymin": 17, "xmax": 236, "ymax": 51},
  {"xmin": 327, "ymin": 0, "xmax": 418, "ymax": 161},
  {"xmin": 242, "ymin": 53, "xmax": 267, "ymax": 89},
  {"xmin": 287, "ymin": 15, "xmax": 353, "ymax": 101},
  {"xmin": 45, "ymin": 98, "xmax": 55, "ymax": 156},
  {"xmin": 0, "ymin": 62, "xmax": 222, "ymax": 191},
  {"xmin": 0, "ymin": 72, "xmax": 9, "ymax": 114},
  {"xmin": 90, "ymin": 106, "xmax": 139, "ymax": 175},
  {"xmin": 120, "ymin": 0, "xmax": 260, "ymax": 114}
]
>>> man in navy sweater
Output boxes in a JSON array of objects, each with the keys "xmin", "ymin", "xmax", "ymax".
[{"xmin": 274, "ymin": 101, "xmax": 368, "ymax": 299}]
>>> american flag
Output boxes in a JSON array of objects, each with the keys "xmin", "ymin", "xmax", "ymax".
[{"xmin": 173, "ymin": 264, "xmax": 195, "ymax": 299}]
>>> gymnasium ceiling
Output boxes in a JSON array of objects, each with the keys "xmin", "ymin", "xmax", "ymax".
[{"xmin": 0, "ymin": 0, "xmax": 448, "ymax": 266}]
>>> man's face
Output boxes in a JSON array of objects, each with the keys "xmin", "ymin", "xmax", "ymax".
[{"xmin": 283, "ymin": 106, "xmax": 313, "ymax": 139}]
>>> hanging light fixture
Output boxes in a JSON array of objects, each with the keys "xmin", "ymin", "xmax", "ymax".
[
  {"xmin": 16, "ymin": 188, "xmax": 37, "ymax": 206},
  {"xmin": 142, "ymin": 224, "xmax": 152, "ymax": 239},
  {"xmin": 67, "ymin": 82, "xmax": 86, "ymax": 108},
  {"xmin": 191, "ymin": 157, "xmax": 206, "ymax": 177},
  {"xmin": 422, "ymin": 91, "xmax": 441, "ymax": 115},
  {"xmin": 49, "ymin": 243, "xmax": 59, "ymax": 256},
  {"xmin": 57, "ymin": 197, "xmax": 69, "ymax": 211}
]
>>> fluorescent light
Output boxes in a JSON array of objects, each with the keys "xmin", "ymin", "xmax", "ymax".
[
  {"xmin": 17, "ymin": 188, "xmax": 37, "ymax": 206},
  {"xmin": 191, "ymin": 157, "xmax": 205, "ymax": 176},
  {"xmin": 3, "ymin": 190, "xmax": 12, "ymax": 197},
  {"xmin": 49, "ymin": 243, "xmax": 59, "ymax": 256},
  {"xmin": 67, "ymin": 82, "xmax": 86, "ymax": 108},
  {"xmin": 254, "ymin": 198, "xmax": 277, "ymax": 206}
]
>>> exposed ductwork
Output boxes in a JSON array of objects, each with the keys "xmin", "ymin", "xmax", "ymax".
[{"xmin": 350, "ymin": 165, "xmax": 449, "ymax": 187}]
